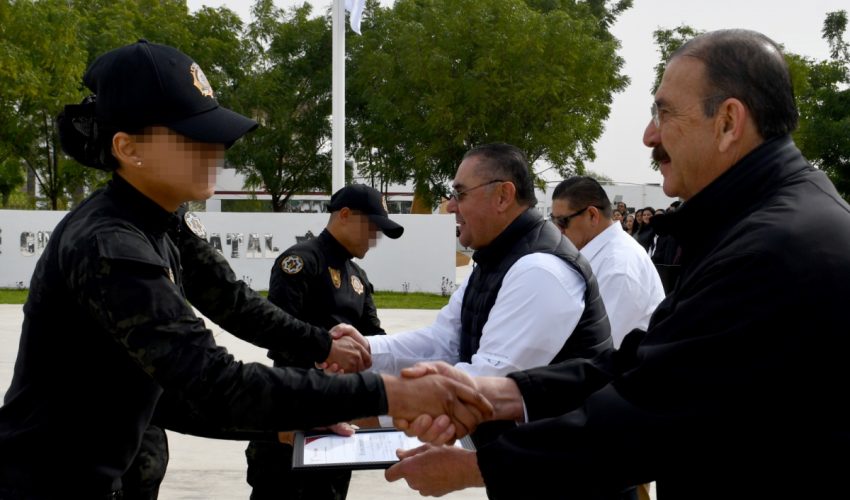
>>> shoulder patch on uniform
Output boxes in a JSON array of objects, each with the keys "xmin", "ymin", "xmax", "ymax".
[
  {"xmin": 329, "ymin": 267, "xmax": 342, "ymax": 288},
  {"xmin": 350, "ymin": 275, "xmax": 364, "ymax": 295},
  {"xmin": 281, "ymin": 255, "xmax": 304, "ymax": 274},
  {"xmin": 183, "ymin": 211, "xmax": 207, "ymax": 239}
]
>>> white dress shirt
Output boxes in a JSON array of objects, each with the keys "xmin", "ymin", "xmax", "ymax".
[
  {"xmin": 369, "ymin": 253, "xmax": 586, "ymax": 377},
  {"xmin": 580, "ymin": 221, "xmax": 665, "ymax": 347}
]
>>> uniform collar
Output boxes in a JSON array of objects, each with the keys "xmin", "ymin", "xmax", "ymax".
[
  {"xmin": 318, "ymin": 229, "xmax": 354, "ymax": 264},
  {"xmin": 106, "ymin": 173, "xmax": 180, "ymax": 236}
]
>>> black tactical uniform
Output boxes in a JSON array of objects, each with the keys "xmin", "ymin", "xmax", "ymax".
[
  {"xmin": 247, "ymin": 184, "xmax": 403, "ymax": 500},
  {"xmin": 122, "ymin": 207, "xmax": 345, "ymax": 500},
  {"xmin": 247, "ymin": 230, "xmax": 386, "ymax": 500},
  {"xmin": 0, "ymin": 175, "xmax": 388, "ymax": 499}
]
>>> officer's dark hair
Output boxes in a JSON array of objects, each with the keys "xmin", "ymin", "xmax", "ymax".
[
  {"xmin": 672, "ymin": 29, "xmax": 798, "ymax": 139},
  {"xmin": 463, "ymin": 143, "xmax": 537, "ymax": 207},
  {"xmin": 57, "ymin": 95, "xmax": 142, "ymax": 171},
  {"xmin": 552, "ymin": 176, "xmax": 613, "ymax": 219}
]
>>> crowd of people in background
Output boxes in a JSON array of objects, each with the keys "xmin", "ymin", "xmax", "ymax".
[{"xmin": 586, "ymin": 198, "xmax": 682, "ymax": 293}]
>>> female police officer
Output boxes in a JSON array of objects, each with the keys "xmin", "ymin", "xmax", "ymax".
[{"xmin": 0, "ymin": 40, "xmax": 490, "ymax": 499}]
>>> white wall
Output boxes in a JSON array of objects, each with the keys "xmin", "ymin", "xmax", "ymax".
[{"xmin": 0, "ymin": 211, "xmax": 456, "ymax": 294}]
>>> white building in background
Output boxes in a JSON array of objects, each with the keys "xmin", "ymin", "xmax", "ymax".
[
  {"xmin": 206, "ymin": 166, "xmax": 415, "ymax": 214},
  {"xmin": 208, "ymin": 165, "xmax": 675, "ymax": 216}
]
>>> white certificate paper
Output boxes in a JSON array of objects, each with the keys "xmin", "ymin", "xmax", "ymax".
[{"xmin": 292, "ymin": 429, "xmax": 474, "ymax": 470}]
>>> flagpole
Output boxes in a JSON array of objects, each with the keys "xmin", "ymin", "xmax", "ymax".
[{"xmin": 331, "ymin": 0, "xmax": 345, "ymax": 193}]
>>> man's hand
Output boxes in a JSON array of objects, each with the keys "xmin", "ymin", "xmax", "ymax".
[
  {"xmin": 318, "ymin": 324, "xmax": 371, "ymax": 372},
  {"xmin": 393, "ymin": 361, "xmax": 524, "ymax": 441},
  {"xmin": 385, "ymin": 444, "xmax": 484, "ymax": 496},
  {"xmin": 381, "ymin": 373, "xmax": 493, "ymax": 444}
]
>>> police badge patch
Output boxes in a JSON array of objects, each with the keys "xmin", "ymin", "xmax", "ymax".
[
  {"xmin": 281, "ymin": 255, "xmax": 304, "ymax": 274},
  {"xmin": 350, "ymin": 275, "xmax": 364, "ymax": 295},
  {"xmin": 329, "ymin": 267, "xmax": 342, "ymax": 288},
  {"xmin": 184, "ymin": 211, "xmax": 208, "ymax": 239},
  {"xmin": 190, "ymin": 62, "xmax": 215, "ymax": 98}
]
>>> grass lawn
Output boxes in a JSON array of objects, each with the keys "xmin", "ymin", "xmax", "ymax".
[
  {"xmin": 0, "ymin": 289, "xmax": 27, "ymax": 304},
  {"xmin": 0, "ymin": 288, "xmax": 449, "ymax": 309}
]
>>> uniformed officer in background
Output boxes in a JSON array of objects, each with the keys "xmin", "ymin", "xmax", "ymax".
[
  {"xmin": 0, "ymin": 40, "xmax": 491, "ymax": 499},
  {"xmin": 247, "ymin": 184, "xmax": 404, "ymax": 500}
]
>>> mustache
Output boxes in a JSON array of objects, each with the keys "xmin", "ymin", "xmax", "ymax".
[{"xmin": 652, "ymin": 145, "xmax": 670, "ymax": 163}]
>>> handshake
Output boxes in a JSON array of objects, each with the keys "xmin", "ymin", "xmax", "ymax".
[
  {"xmin": 321, "ymin": 325, "xmax": 521, "ymax": 442},
  {"xmin": 317, "ymin": 326, "xmax": 526, "ymax": 496}
]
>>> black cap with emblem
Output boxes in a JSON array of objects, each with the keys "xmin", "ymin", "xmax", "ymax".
[
  {"xmin": 82, "ymin": 39, "xmax": 257, "ymax": 147},
  {"xmin": 327, "ymin": 184, "xmax": 404, "ymax": 239}
]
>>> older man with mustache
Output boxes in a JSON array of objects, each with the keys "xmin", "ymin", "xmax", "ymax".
[{"xmin": 387, "ymin": 29, "xmax": 850, "ymax": 499}]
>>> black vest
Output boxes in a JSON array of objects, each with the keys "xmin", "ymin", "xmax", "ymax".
[{"xmin": 459, "ymin": 209, "xmax": 611, "ymax": 365}]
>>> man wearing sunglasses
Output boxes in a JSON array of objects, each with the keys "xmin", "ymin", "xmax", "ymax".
[
  {"xmin": 551, "ymin": 176, "xmax": 664, "ymax": 348},
  {"xmin": 366, "ymin": 144, "xmax": 612, "ymax": 434}
]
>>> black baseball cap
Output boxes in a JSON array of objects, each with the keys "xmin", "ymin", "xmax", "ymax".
[
  {"xmin": 83, "ymin": 39, "xmax": 257, "ymax": 146},
  {"xmin": 328, "ymin": 184, "xmax": 404, "ymax": 239}
]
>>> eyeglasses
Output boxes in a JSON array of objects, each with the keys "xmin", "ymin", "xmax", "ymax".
[
  {"xmin": 448, "ymin": 179, "xmax": 505, "ymax": 201},
  {"xmin": 550, "ymin": 205, "xmax": 604, "ymax": 230},
  {"xmin": 651, "ymin": 95, "xmax": 727, "ymax": 128},
  {"xmin": 650, "ymin": 102, "xmax": 662, "ymax": 128}
]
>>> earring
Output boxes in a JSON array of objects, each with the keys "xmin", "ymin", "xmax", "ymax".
[{"xmin": 136, "ymin": 161, "xmax": 142, "ymax": 166}]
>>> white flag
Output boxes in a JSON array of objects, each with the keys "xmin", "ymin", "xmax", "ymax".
[{"xmin": 345, "ymin": 0, "xmax": 366, "ymax": 35}]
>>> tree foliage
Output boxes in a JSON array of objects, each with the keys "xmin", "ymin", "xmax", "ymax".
[
  {"xmin": 0, "ymin": 0, "xmax": 87, "ymax": 209},
  {"xmin": 347, "ymin": 0, "xmax": 630, "ymax": 206},
  {"xmin": 0, "ymin": 157, "xmax": 24, "ymax": 207},
  {"xmin": 793, "ymin": 11, "xmax": 850, "ymax": 199},
  {"xmin": 226, "ymin": 1, "xmax": 334, "ymax": 212},
  {"xmin": 650, "ymin": 25, "xmax": 703, "ymax": 92},
  {"xmin": 0, "ymin": 0, "xmax": 249, "ymax": 209}
]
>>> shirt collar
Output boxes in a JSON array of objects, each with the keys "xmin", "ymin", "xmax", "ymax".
[
  {"xmin": 106, "ymin": 173, "xmax": 180, "ymax": 236},
  {"xmin": 579, "ymin": 221, "xmax": 620, "ymax": 262}
]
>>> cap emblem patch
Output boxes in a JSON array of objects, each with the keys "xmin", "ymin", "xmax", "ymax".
[
  {"xmin": 281, "ymin": 255, "xmax": 304, "ymax": 274},
  {"xmin": 350, "ymin": 275, "xmax": 364, "ymax": 295},
  {"xmin": 190, "ymin": 62, "xmax": 214, "ymax": 98}
]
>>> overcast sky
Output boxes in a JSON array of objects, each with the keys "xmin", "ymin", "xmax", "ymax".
[{"xmin": 188, "ymin": 0, "xmax": 848, "ymax": 184}]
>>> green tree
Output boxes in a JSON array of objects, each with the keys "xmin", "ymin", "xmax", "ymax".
[
  {"xmin": 0, "ymin": 156, "xmax": 24, "ymax": 207},
  {"xmin": 650, "ymin": 25, "xmax": 703, "ymax": 92},
  {"xmin": 0, "ymin": 0, "xmax": 230, "ymax": 210},
  {"xmin": 227, "ymin": 0, "xmax": 333, "ymax": 212},
  {"xmin": 0, "ymin": 0, "xmax": 87, "ymax": 209},
  {"xmin": 794, "ymin": 11, "xmax": 850, "ymax": 200},
  {"xmin": 347, "ymin": 0, "xmax": 630, "ymax": 207}
]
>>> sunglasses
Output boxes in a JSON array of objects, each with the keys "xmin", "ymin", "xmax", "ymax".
[{"xmin": 549, "ymin": 205, "xmax": 604, "ymax": 230}]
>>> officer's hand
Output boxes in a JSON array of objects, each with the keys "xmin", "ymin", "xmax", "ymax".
[
  {"xmin": 329, "ymin": 324, "xmax": 370, "ymax": 351},
  {"xmin": 393, "ymin": 362, "xmax": 524, "ymax": 438},
  {"xmin": 320, "ymin": 324, "xmax": 371, "ymax": 372},
  {"xmin": 381, "ymin": 373, "xmax": 493, "ymax": 444},
  {"xmin": 392, "ymin": 361, "xmax": 477, "ymax": 440}
]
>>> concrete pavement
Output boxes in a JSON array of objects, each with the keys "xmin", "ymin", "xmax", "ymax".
[{"xmin": 0, "ymin": 304, "xmax": 487, "ymax": 500}]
